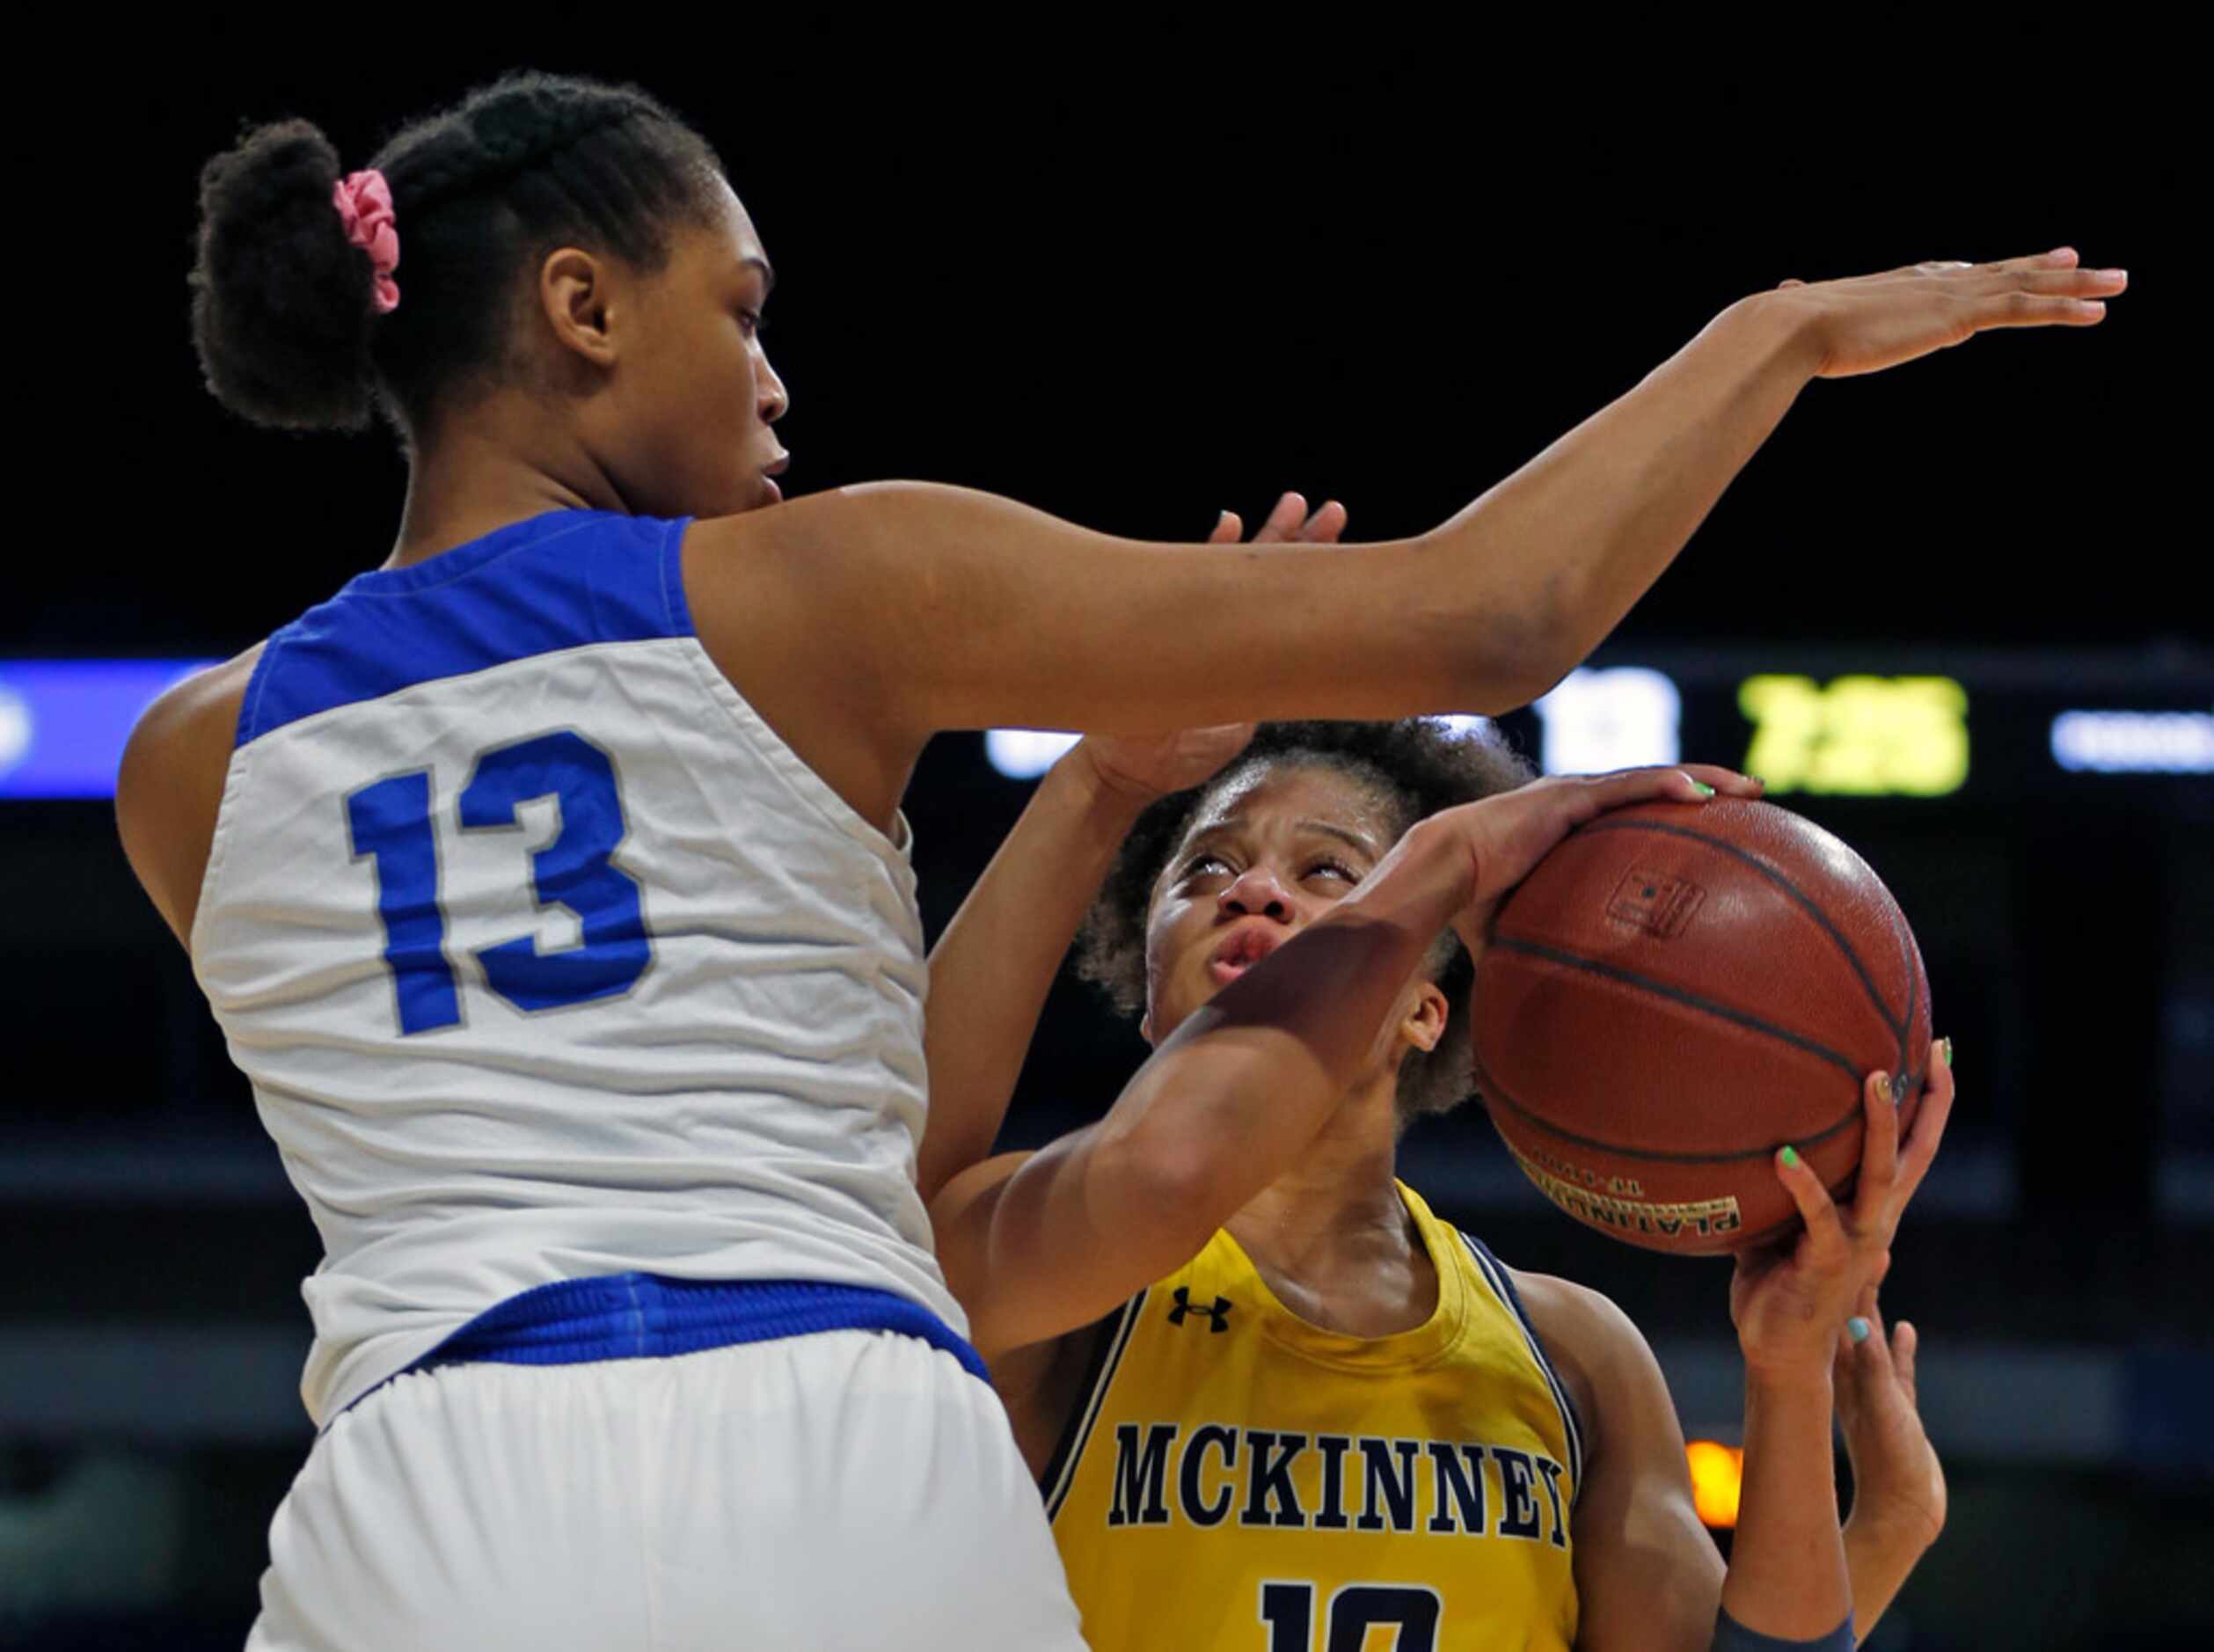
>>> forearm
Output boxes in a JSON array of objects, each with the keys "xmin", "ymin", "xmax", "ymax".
[
  {"xmin": 1721, "ymin": 1369, "xmax": 1851, "ymax": 1641},
  {"xmin": 1428, "ymin": 293, "xmax": 1816, "ymax": 696},
  {"xmin": 918, "ymin": 746, "xmax": 1144, "ymax": 1200},
  {"xmin": 1840, "ymin": 1513, "xmax": 1925, "ymax": 1645},
  {"xmin": 1097, "ymin": 820, "xmax": 1472, "ymax": 1251}
]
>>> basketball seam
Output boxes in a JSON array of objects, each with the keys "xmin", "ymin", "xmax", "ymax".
[
  {"xmin": 1566, "ymin": 817, "xmax": 1908, "ymax": 1043},
  {"xmin": 1477, "ymin": 1054, "xmax": 1867, "ymax": 1165},
  {"xmin": 1490, "ymin": 936, "xmax": 1866, "ymax": 1085}
]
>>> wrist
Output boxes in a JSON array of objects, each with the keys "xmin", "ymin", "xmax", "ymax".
[
  {"xmin": 1713, "ymin": 289, "xmax": 1826, "ymax": 385},
  {"xmin": 1741, "ymin": 1358, "xmax": 1836, "ymax": 1405},
  {"xmin": 1056, "ymin": 740, "xmax": 1159, "ymax": 822}
]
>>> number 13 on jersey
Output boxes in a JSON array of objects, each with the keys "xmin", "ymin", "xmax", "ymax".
[{"xmin": 345, "ymin": 729, "xmax": 650, "ymax": 1034}]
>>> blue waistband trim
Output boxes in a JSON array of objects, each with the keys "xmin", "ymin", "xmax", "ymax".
[{"xmin": 409, "ymin": 1274, "xmax": 988, "ymax": 1383}]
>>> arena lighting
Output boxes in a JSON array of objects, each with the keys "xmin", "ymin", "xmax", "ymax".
[
  {"xmin": 2050, "ymin": 708, "xmax": 2214, "ymax": 774},
  {"xmin": 0, "ymin": 660, "xmax": 218, "ymax": 800},
  {"xmin": 1739, "ymin": 675, "xmax": 1969, "ymax": 797},
  {"xmin": 985, "ymin": 667, "xmax": 1686, "ymax": 783},
  {"xmin": 1531, "ymin": 666, "xmax": 1682, "ymax": 773},
  {"xmin": 983, "ymin": 728, "xmax": 1084, "ymax": 780},
  {"xmin": 1684, "ymin": 1440, "xmax": 1743, "ymax": 1529}
]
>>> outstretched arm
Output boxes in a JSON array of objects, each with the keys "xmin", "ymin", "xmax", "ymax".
[
  {"xmin": 687, "ymin": 252, "xmax": 2123, "ymax": 832},
  {"xmin": 917, "ymin": 497, "xmax": 1341, "ymax": 1202}
]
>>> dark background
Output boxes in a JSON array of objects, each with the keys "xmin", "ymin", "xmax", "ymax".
[{"xmin": 6, "ymin": 20, "xmax": 2208, "ymax": 1650}]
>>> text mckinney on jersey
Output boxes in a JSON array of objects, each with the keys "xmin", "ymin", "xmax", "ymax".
[{"xmin": 1101, "ymin": 1422, "xmax": 1570, "ymax": 1545}]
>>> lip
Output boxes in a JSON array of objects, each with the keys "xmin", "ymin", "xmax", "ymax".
[
  {"xmin": 1207, "ymin": 920, "xmax": 1287, "ymax": 985},
  {"xmin": 763, "ymin": 453, "xmax": 791, "ymax": 477}
]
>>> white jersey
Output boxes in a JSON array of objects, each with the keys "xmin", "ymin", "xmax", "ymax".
[{"xmin": 192, "ymin": 508, "xmax": 962, "ymax": 1425}]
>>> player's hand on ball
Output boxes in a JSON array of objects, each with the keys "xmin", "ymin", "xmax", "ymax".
[
  {"xmin": 1435, "ymin": 765, "xmax": 1764, "ymax": 959},
  {"xmin": 1756, "ymin": 248, "xmax": 2127, "ymax": 379},
  {"xmin": 1072, "ymin": 494, "xmax": 1346, "ymax": 803},
  {"xmin": 1728, "ymin": 1039, "xmax": 1957, "ymax": 1381},
  {"xmin": 1834, "ymin": 1282, "xmax": 1947, "ymax": 1553}
]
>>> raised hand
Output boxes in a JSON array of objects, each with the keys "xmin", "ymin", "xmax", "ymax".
[
  {"xmin": 1429, "ymin": 765, "xmax": 1765, "ymax": 958},
  {"xmin": 1729, "ymin": 1041, "xmax": 1958, "ymax": 1380},
  {"xmin": 1074, "ymin": 493, "xmax": 1347, "ymax": 803},
  {"xmin": 1835, "ymin": 1281, "xmax": 1947, "ymax": 1553},
  {"xmin": 1763, "ymin": 247, "xmax": 2126, "ymax": 379}
]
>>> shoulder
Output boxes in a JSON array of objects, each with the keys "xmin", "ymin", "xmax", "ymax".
[
  {"xmin": 116, "ymin": 647, "xmax": 263, "ymax": 945},
  {"xmin": 1499, "ymin": 1264, "xmax": 1662, "ymax": 1465},
  {"xmin": 681, "ymin": 481, "xmax": 1070, "ymax": 597}
]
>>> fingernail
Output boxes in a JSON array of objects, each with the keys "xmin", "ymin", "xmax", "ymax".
[
  {"xmin": 1940, "ymin": 1036, "xmax": 1954, "ymax": 1069},
  {"xmin": 2050, "ymin": 246, "xmax": 2076, "ymax": 259},
  {"xmin": 1847, "ymin": 1317, "xmax": 1871, "ymax": 1344},
  {"xmin": 1779, "ymin": 1145, "xmax": 1801, "ymax": 1169},
  {"xmin": 1747, "ymin": 774, "xmax": 1765, "ymax": 787},
  {"xmin": 1888, "ymin": 1071, "xmax": 1910, "ymax": 1106},
  {"xmin": 2101, "ymin": 268, "xmax": 2127, "ymax": 283},
  {"xmin": 1692, "ymin": 782, "xmax": 1716, "ymax": 798}
]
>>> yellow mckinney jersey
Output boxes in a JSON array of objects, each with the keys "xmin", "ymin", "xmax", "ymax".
[{"xmin": 1044, "ymin": 1182, "xmax": 1582, "ymax": 1652}]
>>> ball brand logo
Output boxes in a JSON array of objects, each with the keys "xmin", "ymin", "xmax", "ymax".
[
  {"xmin": 1606, "ymin": 868, "xmax": 1705, "ymax": 939},
  {"xmin": 1509, "ymin": 1147, "xmax": 1743, "ymax": 1240}
]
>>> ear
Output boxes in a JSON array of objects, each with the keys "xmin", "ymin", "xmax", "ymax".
[
  {"xmin": 538, "ymin": 246, "xmax": 620, "ymax": 369},
  {"xmin": 1399, "ymin": 978, "xmax": 1450, "ymax": 1056}
]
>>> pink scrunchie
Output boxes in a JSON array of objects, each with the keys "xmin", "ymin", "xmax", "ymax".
[{"xmin": 332, "ymin": 170, "xmax": 401, "ymax": 314}]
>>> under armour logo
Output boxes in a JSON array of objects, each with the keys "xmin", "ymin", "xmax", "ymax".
[{"xmin": 1166, "ymin": 1286, "xmax": 1232, "ymax": 1333}]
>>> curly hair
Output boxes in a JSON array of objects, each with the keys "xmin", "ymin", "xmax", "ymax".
[
  {"xmin": 1075, "ymin": 720, "xmax": 1537, "ymax": 1126},
  {"xmin": 189, "ymin": 70, "xmax": 724, "ymax": 436}
]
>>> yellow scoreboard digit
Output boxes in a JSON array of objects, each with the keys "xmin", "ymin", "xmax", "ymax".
[{"xmin": 1738, "ymin": 675, "xmax": 1969, "ymax": 797}]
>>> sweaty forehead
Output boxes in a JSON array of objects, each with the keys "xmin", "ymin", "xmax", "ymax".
[{"xmin": 1175, "ymin": 761, "xmax": 1400, "ymax": 860}]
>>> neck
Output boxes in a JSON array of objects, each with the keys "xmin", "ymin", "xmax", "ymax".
[
  {"xmin": 1226, "ymin": 1071, "xmax": 1412, "ymax": 1284},
  {"xmin": 387, "ymin": 398, "xmax": 626, "ymax": 570}
]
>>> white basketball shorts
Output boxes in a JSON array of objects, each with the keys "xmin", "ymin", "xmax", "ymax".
[{"xmin": 245, "ymin": 1328, "xmax": 1087, "ymax": 1650}]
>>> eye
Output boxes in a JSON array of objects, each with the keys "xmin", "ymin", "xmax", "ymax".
[
  {"xmin": 738, "ymin": 308, "xmax": 769, "ymax": 339},
  {"xmin": 1179, "ymin": 852, "xmax": 1233, "ymax": 882},
  {"xmin": 1305, "ymin": 858, "xmax": 1359, "ymax": 885}
]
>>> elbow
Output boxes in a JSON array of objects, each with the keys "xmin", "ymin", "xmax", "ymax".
[
  {"xmin": 1090, "ymin": 1128, "xmax": 1238, "ymax": 1276},
  {"xmin": 1435, "ymin": 582, "xmax": 1578, "ymax": 716}
]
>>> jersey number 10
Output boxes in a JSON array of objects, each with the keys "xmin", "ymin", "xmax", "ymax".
[
  {"xmin": 345, "ymin": 730, "xmax": 650, "ymax": 1035},
  {"xmin": 1260, "ymin": 1582, "xmax": 1441, "ymax": 1651}
]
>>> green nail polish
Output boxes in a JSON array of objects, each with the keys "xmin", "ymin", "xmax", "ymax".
[
  {"xmin": 1779, "ymin": 1145, "xmax": 1800, "ymax": 1168},
  {"xmin": 1941, "ymin": 1036, "xmax": 1955, "ymax": 1069},
  {"xmin": 1847, "ymin": 1316, "xmax": 1871, "ymax": 1343},
  {"xmin": 1692, "ymin": 782, "xmax": 1716, "ymax": 798}
]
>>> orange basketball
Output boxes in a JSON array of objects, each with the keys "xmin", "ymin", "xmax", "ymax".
[{"xmin": 1469, "ymin": 798, "xmax": 1931, "ymax": 1255}]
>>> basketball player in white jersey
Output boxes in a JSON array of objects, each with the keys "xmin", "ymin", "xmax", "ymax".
[{"xmin": 121, "ymin": 67, "xmax": 2116, "ymax": 1652}]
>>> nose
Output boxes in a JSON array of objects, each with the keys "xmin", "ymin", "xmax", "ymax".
[
  {"xmin": 1217, "ymin": 866, "xmax": 1294, "ymax": 922},
  {"xmin": 757, "ymin": 351, "xmax": 789, "ymax": 425}
]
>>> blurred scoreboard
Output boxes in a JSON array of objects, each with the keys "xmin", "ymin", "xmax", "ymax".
[
  {"xmin": 2, "ymin": 652, "xmax": 2210, "ymax": 808},
  {"xmin": 986, "ymin": 647, "xmax": 2214, "ymax": 814}
]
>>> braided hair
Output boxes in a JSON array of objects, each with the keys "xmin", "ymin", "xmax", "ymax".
[
  {"xmin": 190, "ymin": 71, "xmax": 725, "ymax": 435},
  {"xmin": 1075, "ymin": 720, "xmax": 1538, "ymax": 1127}
]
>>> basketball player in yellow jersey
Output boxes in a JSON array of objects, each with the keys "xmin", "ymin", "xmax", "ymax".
[{"xmin": 924, "ymin": 593, "xmax": 1952, "ymax": 1649}]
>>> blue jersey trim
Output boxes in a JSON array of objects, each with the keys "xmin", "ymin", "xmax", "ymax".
[
  {"xmin": 238, "ymin": 509, "xmax": 694, "ymax": 749},
  {"xmin": 418, "ymin": 1273, "xmax": 988, "ymax": 1378},
  {"xmin": 1459, "ymin": 1232, "xmax": 1587, "ymax": 1501},
  {"xmin": 329, "ymin": 1275, "xmax": 986, "ymax": 1430}
]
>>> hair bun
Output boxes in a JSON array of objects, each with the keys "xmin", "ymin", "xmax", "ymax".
[{"xmin": 190, "ymin": 118, "xmax": 380, "ymax": 431}]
